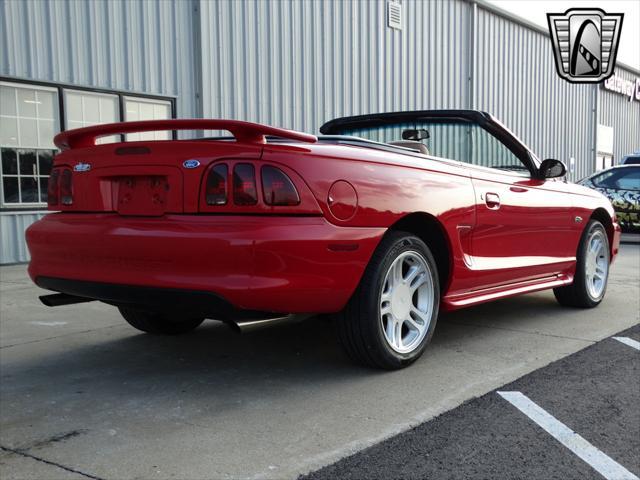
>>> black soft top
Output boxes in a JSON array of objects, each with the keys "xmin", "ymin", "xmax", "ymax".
[{"xmin": 319, "ymin": 110, "xmax": 493, "ymax": 134}]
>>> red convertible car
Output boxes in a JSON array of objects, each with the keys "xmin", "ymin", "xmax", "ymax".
[{"xmin": 26, "ymin": 110, "xmax": 620, "ymax": 369}]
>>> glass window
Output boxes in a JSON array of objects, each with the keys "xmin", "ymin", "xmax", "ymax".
[
  {"xmin": 0, "ymin": 82, "xmax": 60, "ymax": 207},
  {"xmin": 1, "ymin": 148, "xmax": 56, "ymax": 205},
  {"xmin": 344, "ymin": 120, "xmax": 528, "ymax": 174},
  {"xmin": 124, "ymin": 97, "xmax": 172, "ymax": 141},
  {"xmin": 593, "ymin": 168, "xmax": 640, "ymax": 191},
  {"xmin": 64, "ymin": 90, "xmax": 119, "ymax": 144}
]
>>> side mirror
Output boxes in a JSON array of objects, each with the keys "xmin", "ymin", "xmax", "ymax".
[
  {"xmin": 402, "ymin": 129, "xmax": 430, "ymax": 141},
  {"xmin": 539, "ymin": 159, "xmax": 567, "ymax": 179}
]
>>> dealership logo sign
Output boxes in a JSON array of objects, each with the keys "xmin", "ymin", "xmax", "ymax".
[
  {"xmin": 603, "ymin": 73, "xmax": 640, "ymax": 102},
  {"xmin": 547, "ymin": 8, "xmax": 623, "ymax": 83}
]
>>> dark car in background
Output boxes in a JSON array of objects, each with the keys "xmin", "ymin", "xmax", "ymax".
[
  {"xmin": 621, "ymin": 152, "xmax": 640, "ymax": 165},
  {"xmin": 579, "ymin": 165, "xmax": 640, "ymax": 233}
]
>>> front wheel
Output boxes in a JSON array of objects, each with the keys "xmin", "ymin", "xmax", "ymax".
[
  {"xmin": 335, "ymin": 231, "xmax": 440, "ymax": 369},
  {"xmin": 119, "ymin": 307, "xmax": 204, "ymax": 335},
  {"xmin": 554, "ymin": 219, "xmax": 610, "ymax": 308}
]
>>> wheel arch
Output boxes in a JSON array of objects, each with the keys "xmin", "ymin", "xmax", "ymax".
[
  {"xmin": 590, "ymin": 207, "xmax": 614, "ymax": 257},
  {"xmin": 386, "ymin": 212, "xmax": 452, "ymax": 291}
]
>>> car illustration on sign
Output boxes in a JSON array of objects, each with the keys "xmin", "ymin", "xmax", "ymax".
[
  {"xmin": 547, "ymin": 8, "xmax": 624, "ymax": 83},
  {"xmin": 26, "ymin": 112, "xmax": 621, "ymax": 369}
]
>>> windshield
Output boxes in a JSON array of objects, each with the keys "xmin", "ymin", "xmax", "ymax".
[{"xmin": 341, "ymin": 120, "xmax": 529, "ymax": 173}]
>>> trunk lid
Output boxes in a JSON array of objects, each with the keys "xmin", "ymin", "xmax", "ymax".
[{"xmin": 54, "ymin": 141, "xmax": 262, "ymax": 215}]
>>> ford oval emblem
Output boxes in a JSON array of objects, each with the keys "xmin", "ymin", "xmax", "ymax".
[{"xmin": 183, "ymin": 159, "xmax": 201, "ymax": 169}]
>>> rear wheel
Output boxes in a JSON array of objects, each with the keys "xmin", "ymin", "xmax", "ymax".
[
  {"xmin": 335, "ymin": 231, "xmax": 440, "ymax": 369},
  {"xmin": 554, "ymin": 219, "xmax": 610, "ymax": 308},
  {"xmin": 118, "ymin": 307, "xmax": 204, "ymax": 335}
]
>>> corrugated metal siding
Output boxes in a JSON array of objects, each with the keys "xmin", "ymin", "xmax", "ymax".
[
  {"xmin": 198, "ymin": 0, "xmax": 470, "ymax": 133},
  {"xmin": 0, "ymin": 0, "xmax": 198, "ymax": 118},
  {"xmin": 0, "ymin": 212, "xmax": 47, "ymax": 264},
  {"xmin": 473, "ymin": 6, "xmax": 596, "ymax": 181},
  {"xmin": 599, "ymin": 67, "xmax": 640, "ymax": 163}
]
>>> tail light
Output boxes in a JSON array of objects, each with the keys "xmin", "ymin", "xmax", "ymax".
[
  {"xmin": 60, "ymin": 169, "xmax": 73, "ymax": 205},
  {"xmin": 47, "ymin": 169, "xmax": 60, "ymax": 206},
  {"xmin": 233, "ymin": 163, "xmax": 258, "ymax": 206},
  {"xmin": 200, "ymin": 161, "xmax": 318, "ymax": 214},
  {"xmin": 205, "ymin": 163, "xmax": 228, "ymax": 205},
  {"xmin": 261, "ymin": 165, "xmax": 300, "ymax": 206}
]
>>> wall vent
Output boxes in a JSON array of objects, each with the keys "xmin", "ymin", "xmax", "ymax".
[{"xmin": 387, "ymin": 2, "xmax": 402, "ymax": 30}]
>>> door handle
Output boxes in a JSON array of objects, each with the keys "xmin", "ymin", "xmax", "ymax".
[{"xmin": 485, "ymin": 192, "xmax": 501, "ymax": 209}]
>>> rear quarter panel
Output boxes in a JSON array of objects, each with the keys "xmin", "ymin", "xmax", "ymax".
[{"xmin": 262, "ymin": 144, "xmax": 477, "ymax": 295}]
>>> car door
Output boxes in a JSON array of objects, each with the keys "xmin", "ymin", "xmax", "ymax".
[{"xmin": 463, "ymin": 124, "xmax": 575, "ymax": 290}]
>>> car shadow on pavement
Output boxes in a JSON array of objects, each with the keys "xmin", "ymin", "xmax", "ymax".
[{"xmin": 0, "ymin": 291, "xmax": 577, "ymax": 403}]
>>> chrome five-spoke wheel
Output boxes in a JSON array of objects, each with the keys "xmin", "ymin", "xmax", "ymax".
[
  {"xmin": 335, "ymin": 231, "xmax": 440, "ymax": 369},
  {"xmin": 585, "ymin": 229, "xmax": 609, "ymax": 299},
  {"xmin": 380, "ymin": 251, "xmax": 434, "ymax": 354},
  {"xmin": 554, "ymin": 219, "xmax": 610, "ymax": 308}
]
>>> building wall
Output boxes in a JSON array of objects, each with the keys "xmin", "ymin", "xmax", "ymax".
[
  {"xmin": 0, "ymin": 211, "xmax": 46, "ymax": 264},
  {"xmin": 473, "ymin": 5, "xmax": 597, "ymax": 181},
  {"xmin": 599, "ymin": 67, "xmax": 640, "ymax": 163},
  {"xmin": 198, "ymin": 0, "xmax": 470, "ymax": 133},
  {"xmin": 0, "ymin": 0, "xmax": 199, "ymax": 118}
]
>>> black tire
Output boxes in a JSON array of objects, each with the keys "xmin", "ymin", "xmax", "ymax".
[
  {"xmin": 335, "ymin": 231, "xmax": 440, "ymax": 369},
  {"xmin": 118, "ymin": 307, "xmax": 204, "ymax": 335},
  {"xmin": 553, "ymin": 219, "xmax": 610, "ymax": 308}
]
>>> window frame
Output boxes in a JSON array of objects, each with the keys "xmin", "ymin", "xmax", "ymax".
[{"xmin": 0, "ymin": 76, "xmax": 176, "ymax": 211}]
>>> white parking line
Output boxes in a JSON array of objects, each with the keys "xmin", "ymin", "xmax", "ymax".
[
  {"xmin": 612, "ymin": 337, "xmax": 640, "ymax": 351},
  {"xmin": 498, "ymin": 391, "xmax": 639, "ymax": 480}
]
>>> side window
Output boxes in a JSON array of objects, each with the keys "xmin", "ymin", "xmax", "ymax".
[
  {"xmin": 617, "ymin": 169, "xmax": 640, "ymax": 191},
  {"xmin": 468, "ymin": 125, "xmax": 529, "ymax": 173},
  {"xmin": 595, "ymin": 168, "xmax": 640, "ymax": 191},
  {"xmin": 422, "ymin": 123, "xmax": 529, "ymax": 174}
]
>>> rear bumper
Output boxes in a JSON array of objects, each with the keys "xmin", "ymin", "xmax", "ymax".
[{"xmin": 27, "ymin": 213, "xmax": 386, "ymax": 314}]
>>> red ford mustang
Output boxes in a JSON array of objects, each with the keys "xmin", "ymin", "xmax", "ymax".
[{"xmin": 26, "ymin": 110, "xmax": 620, "ymax": 369}]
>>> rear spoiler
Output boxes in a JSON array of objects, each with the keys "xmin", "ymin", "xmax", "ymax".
[{"xmin": 53, "ymin": 119, "xmax": 318, "ymax": 150}]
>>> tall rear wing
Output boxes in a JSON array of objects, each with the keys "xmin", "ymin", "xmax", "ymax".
[{"xmin": 53, "ymin": 119, "xmax": 318, "ymax": 151}]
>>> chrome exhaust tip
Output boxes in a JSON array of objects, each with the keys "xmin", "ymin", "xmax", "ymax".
[
  {"xmin": 228, "ymin": 314, "xmax": 311, "ymax": 333},
  {"xmin": 39, "ymin": 293, "xmax": 96, "ymax": 307}
]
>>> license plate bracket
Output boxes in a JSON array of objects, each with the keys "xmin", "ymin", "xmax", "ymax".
[{"xmin": 116, "ymin": 176, "xmax": 168, "ymax": 216}]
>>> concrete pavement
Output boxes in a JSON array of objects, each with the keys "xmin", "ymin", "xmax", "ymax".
[{"xmin": 1, "ymin": 245, "xmax": 638, "ymax": 479}]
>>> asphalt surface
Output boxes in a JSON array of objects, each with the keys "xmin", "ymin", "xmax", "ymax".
[
  {"xmin": 304, "ymin": 324, "xmax": 640, "ymax": 480},
  {"xmin": 0, "ymin": 244, "xmax": 638, "ymax": 479}
]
